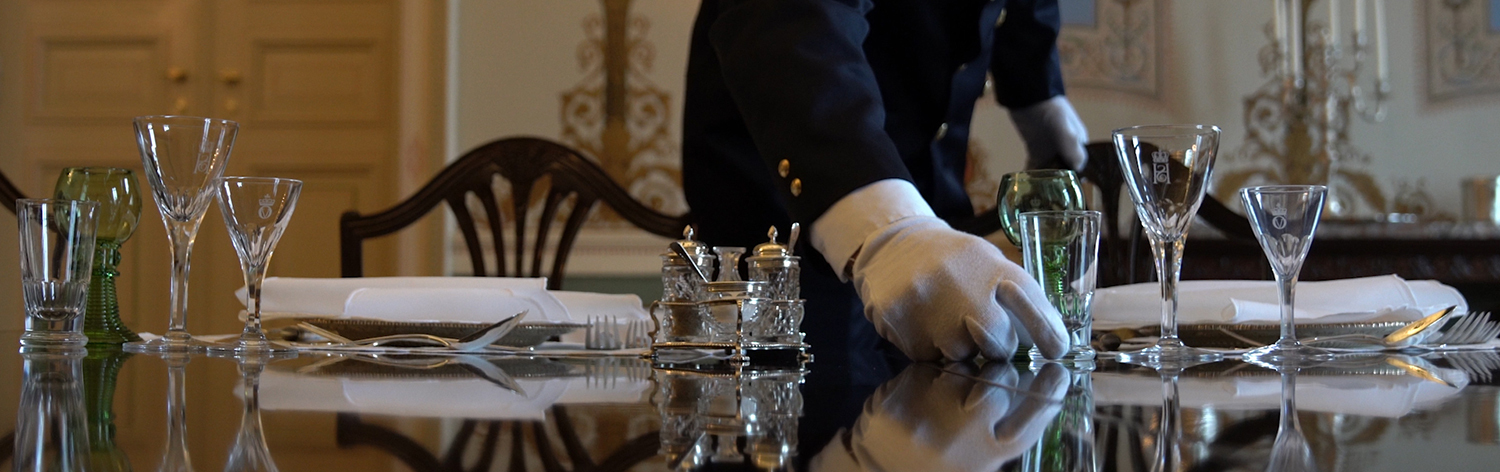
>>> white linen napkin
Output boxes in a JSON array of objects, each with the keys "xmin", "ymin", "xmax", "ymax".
[
  {"xmin": 237, "ymin": 276, "xmax": 647, "ymax": 324},
  {"xmin": 1092, "ymin": 370, "xmax": 1466, "ymax": 417},
  {"xmin": 1092, "ymin": 275, "xmax": 1467, "ymax": 330}
]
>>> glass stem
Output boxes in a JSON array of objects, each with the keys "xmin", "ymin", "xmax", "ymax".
[
  {"xmin": 165, "ymin": 220, "xmax": 201, "ymax": 343},
  {"xmin": 1151, "ymin": 237, "xmax": 1186, "ymax": 341},
  {"xmin": 1154, "ymin": 373, "xmax": 1184, "ymax": 472},
  {"xmin": 1277, "ymin": 272, "xmax": 1298, "ymax": 344},
  {"xmin": 240, "ymin": 263, "xmax": 268, "ymax": 347},
  {"xmin": 162, "ymin": 357, "xmax": 193, "ymax": 472}
]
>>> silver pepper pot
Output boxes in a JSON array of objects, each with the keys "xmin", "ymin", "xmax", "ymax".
[
  {"xmin": 660, "ymin": 226, "xmax": 716, "ymax": 303},
  {"xmin": 746, "ymin": 226, "xmax": 801, "ymax": 300}
]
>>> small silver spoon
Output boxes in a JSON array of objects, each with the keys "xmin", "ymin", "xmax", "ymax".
[{"xmin": 1296, "ymin": 305, "xmax": 1458, "ymax": 350}]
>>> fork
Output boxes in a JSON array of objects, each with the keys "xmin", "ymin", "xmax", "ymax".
[
  {"xmin": 584, "ymin": 317, "xmax": 651, "ymax": 350},
  {"xmin": 1431, "ymin": 312, "xmax": 1500, "ymax": 345}
]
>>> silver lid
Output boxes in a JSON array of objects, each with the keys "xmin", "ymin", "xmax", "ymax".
[
  {"xmin": 751, "ymin": 226, "xmax": 789, "ymax": 258},
  {"xmin": 663, "ymin": 225, "xmax": 714, "ymax": 264}
]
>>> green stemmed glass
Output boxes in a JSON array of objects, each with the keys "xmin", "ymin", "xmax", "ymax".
[
  {"xmin": 997, "ymin": 170, "xmax": 1086, "ymax": 245},
  {"xmin": 55, "ymin": 167, "xmax": 144, "ymax": 345}
]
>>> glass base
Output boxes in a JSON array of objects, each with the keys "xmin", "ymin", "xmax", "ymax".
[
  {"xmin": 1030, "ymin": 345, "xmax": 1097, "ymax": 364},
  {"xmin": 1116, "ymin": 339, "xmax": 1223, "ymax": 368},
  {"xmin": 1242, "ymin": 341, "xmax": 1334, "ymax": 368},
  {"xmin": 21, "ymin": 331, "xmax": 89, "ymax": 348},
  {"xmin": 122, "ymin": 332, "xmax": 211, "ymax": 353},
  {"xmin": 84, "ymin": 327, "xmax": 142, "ymax": 346},
  {"xmin": 203, "ymin": 339, "xmax": 297, "ymax": 356}
]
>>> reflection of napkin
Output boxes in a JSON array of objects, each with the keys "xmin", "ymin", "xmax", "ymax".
[
  {"xmin": 237, "ymin": 277, "xmax": 647, "ymax": 324},
  {"xmin": 1092, "ymin": 370, "xmax": 1466, "ymax": 417},
  {"xmin": 260, "ymin": 368, "xmax": 649, "ymax": 419},
  {"xmin": 1092, "ymin": 275, "xmax": 1467, "ymax": 330}
]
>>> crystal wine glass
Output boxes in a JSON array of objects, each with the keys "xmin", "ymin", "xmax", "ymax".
[
  {"xmin": 126, "ymin": 116, "xmax": 237, "ymax": 353},
  {"xmin": 1112, "ymin": 124, "xmax": 1223, "ymax": 366},
  {"xmin": 54, "ymin": 167, "xmax": 144, "ymax": 345},
  {"xmin": 211, "ymin": 176, "xmax": 302, "ymax": 354},
  {"xmin": 997, "ymin": 169, "xmax": 1086, "ymax": 245},
  {"xmin": 1240, "ymin": 185, "xmax": 1332, "ymax": 366}
]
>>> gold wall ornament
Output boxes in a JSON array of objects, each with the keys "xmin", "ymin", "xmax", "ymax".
[
  {"xmin": 560, "ymin": 0, "xmax": 687, "ymax": 228},
  {"xmin": 1424, "ymin": 0, "xmax": 1500, "ymax": 104},
  {"xmin": 1056, "ymin": 0, "xmax": 1164, "ymax": 100},
  {"xmin": 1218, "ymin": 0, "xmax": 1393, "ymax": 218}
]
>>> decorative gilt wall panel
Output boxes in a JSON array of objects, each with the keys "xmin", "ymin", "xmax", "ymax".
[
  {"xmin": 1424, "ymin": 0, "xmax": 1500, "ymax": 104},
  {"xmin": 560, "ymin": 0, "xmax": 686, "ymax": 230},
  {"xmin": 1057, "ymin": 0, "xmax": 1165, "ymax": 100}
]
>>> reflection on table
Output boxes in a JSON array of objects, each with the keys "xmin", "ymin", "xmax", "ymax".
[{"xmin": 5, "ymin": 331, "xmax": 1500, "ymax": 471}]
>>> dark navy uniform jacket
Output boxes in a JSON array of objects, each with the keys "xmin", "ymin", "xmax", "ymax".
[{"xmin": 681, "ymin": 0, "xmax": 1066, "ymax": 373}]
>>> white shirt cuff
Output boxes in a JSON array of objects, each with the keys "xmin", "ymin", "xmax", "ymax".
[{"xmin": 809, "ymin": 179, "xmax": 936, "ymax": 281}]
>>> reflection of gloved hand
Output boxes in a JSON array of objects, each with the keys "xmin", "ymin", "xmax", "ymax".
[
  {"xmin": 809, "ymin": 363, "xmax": 1070, "ymax": 472},
  {"xmin": 1010, "ymin": 95, "xmax": 1089, "ymax": 171},
  {"xmin": 852, "ymin": 216, "xmax": 1069, "ymax": 361}
]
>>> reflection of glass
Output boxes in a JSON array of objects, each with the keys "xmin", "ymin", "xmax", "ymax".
[
  {"xmin": 210, "ymin": 177, "xmax": 302, "ymax": 354},
  {"xmin": 1151, "ymin": 365, "xmax": 1189, "ymax": 472},
  {"xmin": 127, "ymin": 115, "xmax": 237, "ymax": 353},
  {"xmin": 225, "ymin": 356, "xmax": 280, "ymax": 472},
  {"xmin": 653, "ymin": 365, "xmax": 803, "ymax": 470},
  {"xmin": 997, "ymin": 170, "xmax": 1086, "ymax": 246},
  {"xmin": 1019, "ymin": 368, "xmax": 1097, "ymax": 472},
  {"xmin": 83, "ymin": 348, "xmax": 137, "ymax": 471},
  {"xmin": 1264, "ymin": 366, "xmax": 1318, "ymax": 472},
  {"xmin": 1113, "ymin": 124, "xmax": 1223, "ymax": 365},
  {"xmin": 55, "ymin": 167, "xmax": 144, "ymax": 345},
  {"xmin": 1020, "ymin": 210, "xmax": 1102, "ymax": 363},
  {"xmin": 14, "ymin": 348, "xmax": 90, "ymax": 471},
  {"xmin": 156, "ymin": 354, "xmax": 196, "ymax": 472},
  {"xmin": 1241, "ymin": 185, "xmax": 1333, "ymax": 366}
]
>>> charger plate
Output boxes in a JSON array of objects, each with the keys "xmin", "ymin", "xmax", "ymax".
[
  {"xmin": 1154, "ymin": 321, "xmax": 1410, "ymax": 348},
  {"xmin": 297, "ymin": 318, "xmax": 588, "ymax": 348}
]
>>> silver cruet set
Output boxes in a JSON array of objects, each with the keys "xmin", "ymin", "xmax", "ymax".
[{"xmin": 650, "ymin": 225, "xmax": 811, "ymax": 365}]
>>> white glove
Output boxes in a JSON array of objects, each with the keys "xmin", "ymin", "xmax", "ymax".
[
  {"xmin": 850, "ymin": 216, "xmax": 1069, "ymax": 361},
  {"xmin": 1009, "ymin": 95, "xmax": 1089, "ymax": 171},
  {"xmin": 808, "ymin": 362, "xmax": 1070, "ymax": 472}
]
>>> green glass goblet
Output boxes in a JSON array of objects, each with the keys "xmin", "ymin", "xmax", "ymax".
[
  {"xmin": 55, "ymin": 167, "xmax": 144, "ymax": 345},
  {"xmin": 997, "ymin": 169, "xmax": 1086, "ymax": 246}
]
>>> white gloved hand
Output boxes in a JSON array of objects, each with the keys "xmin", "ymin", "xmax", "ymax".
[
  {"xmin": 1009, "ymin": 95, "xmax": 1089, "ymax": 171},
  {"xmin": 850, "ymin": 216, "xmax": 1069, "ymax": 361},
  {"xmin": 808, "ymin": 363, "xmax": 1070, "ymax": 472}
]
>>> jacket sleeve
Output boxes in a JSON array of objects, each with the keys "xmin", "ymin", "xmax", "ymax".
[
  {"xmin": 990, "ymin": 0, "xmax": 1067, "ymax": 109},
  {"xmin": 705, "ymin": 0, "xmax": 913, "ymax": 225}
]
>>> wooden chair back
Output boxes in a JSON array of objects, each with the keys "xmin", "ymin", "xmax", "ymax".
[{"xmin": 1, "ymin": 168, "xmax": 26, "ymax": 214}]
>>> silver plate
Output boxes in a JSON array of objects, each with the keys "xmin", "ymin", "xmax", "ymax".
[{"xmin": 298, "ymin": 318, "xmax": 588, "ymax": 348}]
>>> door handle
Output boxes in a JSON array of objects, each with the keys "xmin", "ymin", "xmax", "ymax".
[
  {"xmin": 166, "ymin": 67, "xmax": 189, "ymax": 83},
  {"xmin": 220, "ymin": 69, "xmax": 242, "ymax": 86}
]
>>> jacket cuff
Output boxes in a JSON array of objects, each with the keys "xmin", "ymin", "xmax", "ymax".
[{"xmin": 809, "ymin": 179, "xmax": 936, "ymax": 282}]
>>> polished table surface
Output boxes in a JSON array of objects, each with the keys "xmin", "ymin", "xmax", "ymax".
[{"xmin": 5, "ymin": 331, "xmax": 1500, "ymax": 472}]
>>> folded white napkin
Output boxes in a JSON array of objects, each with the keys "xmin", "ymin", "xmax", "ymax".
[
  {"xmin": 1092, "ymin": 275, "xmax": 1467, "ymax": 330},
  {"xmin": 1092, "ymin": 370, "xmax": 1466, "ymax": 417},
  {"xmin": 260, "ymin": 368, "xmax": 650, "ymax": 419},
  {"xmin": 237, "ymin": 277, "xmax": 647, "ymax": 325}
]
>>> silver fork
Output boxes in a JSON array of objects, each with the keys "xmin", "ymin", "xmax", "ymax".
[
  {"xmin": 586, "ymin": 316, "xmax": 622, "ymax": 350},
  {"xmin": 1431, "ymin": 312, "xmax": 1500, "ymax": 345}
]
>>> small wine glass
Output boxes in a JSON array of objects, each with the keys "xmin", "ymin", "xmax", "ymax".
[
  {"xmin": 1240, "ymin": 185, "xmax": 1332, "ymax": 366},
  {"xmin": 54, "ymin": 167, "xmax": 144, "ymax": 345},
  {"xmin": 126, "ymin": 115, "xmax": 238, "ymax": 353},
  {"xmin": 211, "ymin": 176, "xmax": 302, "ymax": 354},
  {"xmin": 997, "ymin": 170, "xmax": 1086, "ymax": 245},
  {"xmin": 1113, "ymin": 124, "xmax": 1222, "ymax": 366}
]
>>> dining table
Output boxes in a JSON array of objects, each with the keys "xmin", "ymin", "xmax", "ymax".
[{"xmin": 3, "ymin": 328, "xmax": 1500, "ymax": 472}]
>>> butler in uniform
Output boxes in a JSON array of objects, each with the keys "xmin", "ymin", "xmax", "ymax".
[{"xmin": 681, "ymin": 0, "xmax": 1088, "ymax": 368}]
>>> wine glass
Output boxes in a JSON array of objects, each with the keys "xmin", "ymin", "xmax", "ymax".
[
  {"xmin": 1240, "ymin": 185, "xmax": 1332, "ymax": 366},
  {"xmin": 211, "ymin": 176, "xmax": 302, "ymax": 354},
  {"xmin": 997, "ymin": 170, "xmax": 1086, "ymax": 245},
  {"xmin": 54, "ymin": 167, "xmax": 144, "ymax": 345},
  {"xmin": 224, "ymin": 355, "xmax": 281, "ymax": 472},
  {"xmin": 126, "ymin": 115, "xmax": 237, "ymax": 353},
  {"xmin": 1112, "ymin": 124, "xmax": 1222, "ymax": 365}
]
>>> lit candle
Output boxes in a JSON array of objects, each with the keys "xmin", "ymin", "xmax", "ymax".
[
  {"xmin": 1275, "ymin": 0, "xmax": 1287, "ymax": 78},
  {"xmin": 1290, "ymin": 0, "xmax": 1303, "ymax": 83},
  {"xmin": 1375, "ymin": 0, "xmax": 1388, "ymax": 80},
  {"xmin": 1329, "ymin": 0, "xmax": 1339, "ymax": 41},
  {"xmin": 1355, "ymin": 0, "xmax": 1365, "ymax": 39}
]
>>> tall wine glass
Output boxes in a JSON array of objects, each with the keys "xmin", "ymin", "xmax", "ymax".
[
  {"xmin": 1240, "ymin": 185, "xmax": 1332, "ymax": 366},
  {"xmin": 55, "ymin": 167, "xmax": 144, "ymax": 345},
  {"xmin": 997, "ymin": 170, "xmax": 1086, "ymax": 245},
  {"xmin": 211, "ymin": 176, "xmax": 301, "ymax": 354},
  {"xmin": 126, "ymin": 115, "xmax": 237, "ymax": 353},
  {"xmin": 1113, "ymin": 124, "xmax": 1222, "ymax": 366}
]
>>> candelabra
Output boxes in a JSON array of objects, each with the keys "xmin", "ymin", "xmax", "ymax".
[{"xmin": 1222, "ymin": 0, "xmax": 1391, "ymax": 217}]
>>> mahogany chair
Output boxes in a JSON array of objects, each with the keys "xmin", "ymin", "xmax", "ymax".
[
  {"xmin": 339, "ymin": 136, "xmax": 690, "ymax": 287},
  {"xmin": 2, "ymin": 167, "xmax": 26, "ymax": 214}
]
